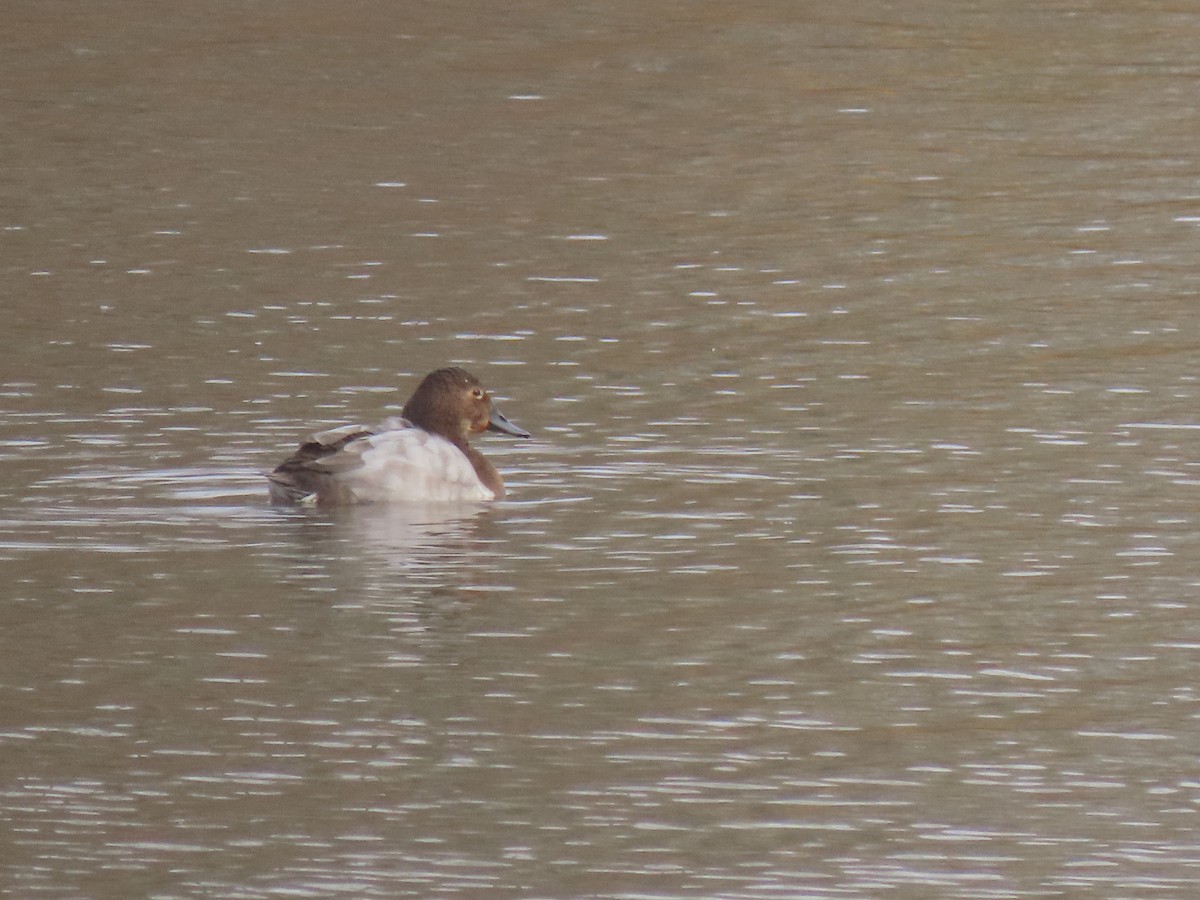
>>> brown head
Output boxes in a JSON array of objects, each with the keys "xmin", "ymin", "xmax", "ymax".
[{"xmin": 401, "ymin": 367, "xmax": 530, "ymax": 446}]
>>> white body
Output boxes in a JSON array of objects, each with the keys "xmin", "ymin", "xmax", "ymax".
[{"xmin": 308, "ymin": 419, "xmax": 494, "ymax": 504}]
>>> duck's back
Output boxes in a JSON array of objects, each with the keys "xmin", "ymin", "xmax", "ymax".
[{"xmin": 268, "ymin": 418, "xmax": 494, "ymax": 505}]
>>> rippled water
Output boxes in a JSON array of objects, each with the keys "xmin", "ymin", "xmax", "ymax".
[{"xmin": 6, "ymin": 0, "xmax": 1200, "ymax": 896}]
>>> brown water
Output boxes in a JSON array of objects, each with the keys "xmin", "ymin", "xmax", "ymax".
[{"xmin": 5, "ymin": 1, "xmax": 1200, "ymax": 896}]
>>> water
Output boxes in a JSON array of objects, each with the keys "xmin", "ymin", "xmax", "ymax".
[{"xmin": 5, "ymin": 0, "xmax": 1200, "ymax": 896}]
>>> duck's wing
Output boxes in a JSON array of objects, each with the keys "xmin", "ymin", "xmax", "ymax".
[{"xmin": 267, "ymin": 422, "xmax": 380, "ymax": 504}]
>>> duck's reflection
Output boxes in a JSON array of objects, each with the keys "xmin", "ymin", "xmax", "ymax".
[
  {"xmin": 262, "ymin": 501, "xmax": 506, "ymax": 600},
  {"xmin": 335, "ymin": 501, "xmax": 491, "ymax": 553}
]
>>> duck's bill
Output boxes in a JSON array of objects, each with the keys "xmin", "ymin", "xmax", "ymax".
[{"xmin": 487, "ymin": 407, "xmax": 530, "ymax": 438}]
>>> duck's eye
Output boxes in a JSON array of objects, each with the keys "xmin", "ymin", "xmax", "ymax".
[{"xmin": 471, "ymin": 388, "xmax": 484, "ymax": 400}]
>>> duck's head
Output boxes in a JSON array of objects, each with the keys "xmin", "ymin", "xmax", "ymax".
[{"xmin": 402, "ymin": 367, "xmax": 530, "ymax": 444}]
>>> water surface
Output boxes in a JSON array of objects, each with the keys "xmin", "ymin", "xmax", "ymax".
[{"xmin": 5, "ymin": 1, "xmax": 1200, "ymax": 896}]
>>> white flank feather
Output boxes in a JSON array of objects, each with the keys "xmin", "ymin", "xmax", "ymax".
[{"xmin": 336, "ymin": 426, "xmax": 493, "ymax": 503}]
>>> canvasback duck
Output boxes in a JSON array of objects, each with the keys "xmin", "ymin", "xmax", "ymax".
[{"xmin": 267, "ymin": 367, "xmax": 529, "ymax": 505}]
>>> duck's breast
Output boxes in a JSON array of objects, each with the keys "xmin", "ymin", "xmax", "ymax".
[{"xmin": 338, "ymin": 428, "xmax": 494, "ymax": 503}]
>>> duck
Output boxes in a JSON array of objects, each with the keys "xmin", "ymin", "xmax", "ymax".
[{"xmin": 267, "ymin": 367, "xmax": 529, "ymax": 505}]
